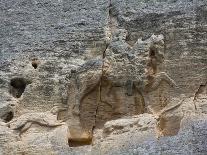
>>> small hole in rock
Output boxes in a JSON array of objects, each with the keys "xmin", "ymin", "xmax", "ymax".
[
  {"xmin": 2, "ymin": 111, "xmax": 14, "ymax": 122},
  {"xmin": 9, "ymin": 78, "xmax": 29, "ymax": 98},
  {"xmin": 31, "ymin": 58, "xmax": 39, "ymax": 69},
  {"xmin": 149, "ymin": 49, "xmax": 155, "ymax": 57},
  {"xmin": 9, "ymin": 103, "xmax": 16, "ymax": 107},
  {"xmin": 32, "ymin": 62, "xmax": 38, "ymax": 69}
]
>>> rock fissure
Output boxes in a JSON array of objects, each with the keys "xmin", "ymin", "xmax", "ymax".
[{"xmin": 92, "ymin": 0, "xmax": 112, "ymax": 135}]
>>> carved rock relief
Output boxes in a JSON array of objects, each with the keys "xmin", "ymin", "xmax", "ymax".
[
  {"xmin": 5, "ymin": 33, "xmax": 179, "ymax": 147},
  {"xmin": 58, "ymin": 33, "xmax": 178, "ymax": 145}
]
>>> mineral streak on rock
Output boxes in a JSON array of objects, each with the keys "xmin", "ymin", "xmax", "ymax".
[{"xmin": 0, "ymin": 0, "xmax": 207, "ymax": 154}]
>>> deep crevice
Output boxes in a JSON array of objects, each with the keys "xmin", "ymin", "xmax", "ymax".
[{"xmin": 92, "ymin": 43, "xmax": 109, "ymax": 136}]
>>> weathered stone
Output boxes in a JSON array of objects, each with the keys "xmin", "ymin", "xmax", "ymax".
[{"xmin": 0, "ymin": 0, "xmax": 206, "ymax": 154}]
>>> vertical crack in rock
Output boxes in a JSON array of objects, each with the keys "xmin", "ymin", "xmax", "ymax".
[
  {"xmin": 93, "ymin": 44, "xmax": 109, "ymax": 135},
  {"xmin": 92, "ymin": 0, "xmax": 112, "ymax": 135}
]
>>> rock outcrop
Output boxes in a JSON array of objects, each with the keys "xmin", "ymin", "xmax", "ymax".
[{"xmin": 0, "ymin": 0, "xmax": 206, "ymax": 154}]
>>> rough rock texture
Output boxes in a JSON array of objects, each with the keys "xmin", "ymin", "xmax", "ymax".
[{"xmin": 0, "ymin": 0, "xmax": 207, "ymax": 154}]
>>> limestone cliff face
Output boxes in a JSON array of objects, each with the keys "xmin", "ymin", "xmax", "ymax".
[{"xmin": 0, "ymin": 0, "xmax": 206, "ymax": 154}]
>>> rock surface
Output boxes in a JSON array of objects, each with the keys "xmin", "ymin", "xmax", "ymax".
[{"xmin": 0, "ymin": 0, "xmax": 207, "ymax": 154}]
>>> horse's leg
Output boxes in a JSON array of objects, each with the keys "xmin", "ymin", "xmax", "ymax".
[
  {"xmin": 134, "ymin": 83, "xmax": 153, "ymax": 114},
  {"xmin": 146, "ymin": 72, "xmax": 177, "ymax": 92}
]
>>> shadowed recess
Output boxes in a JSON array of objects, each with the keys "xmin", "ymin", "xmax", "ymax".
[
  {"xmin": 31, "ymin": 58, "xmax": 39, "ymax": 69},
  {"xmin": 32, "ymin": 62, "xmax": 38, "ymax": 69},
  {"xmin": 1, "ymin": 111, "xmax": 14, "ymax": 123},
  {"xmin": 9, "ymin": 77, "xmax": 29, "ymax": 98},
  {"xmin": 68, "ymin": 138, "xmax": 92, "ymax": 147}
]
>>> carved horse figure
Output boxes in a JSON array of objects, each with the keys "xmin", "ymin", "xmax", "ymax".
[{"xmin": 65, "ymin": 32, "xmax": 177, "ymax": 143}]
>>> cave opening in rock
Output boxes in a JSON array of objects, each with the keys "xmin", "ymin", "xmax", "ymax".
[
  {"xmin": 9, "ymin": 78, "xmax": 28, "ymax": 98},
  {"xmin": 32, "ymin": 62, "xmax": 38, "ymax": 69},
  {"xmin": 68, "ymin": 138, "xmax": 92, "ymax": 147},
  {"xmin": 2, "ymin": 111, "xmax": 14, "ymax": 123}
]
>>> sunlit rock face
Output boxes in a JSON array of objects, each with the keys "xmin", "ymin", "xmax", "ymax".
[{"xmin": 0, "ymin": 0, "xmax": 206, "ymax": 154}]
